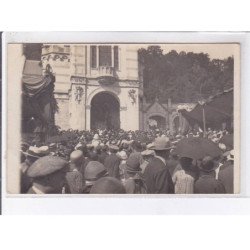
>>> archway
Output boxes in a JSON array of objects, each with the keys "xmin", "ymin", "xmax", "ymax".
[
  {"xmin": 148, "ymin": 115, "xmax": 166, "ymax": 130},
  {"xmin": 90, "ymin": 92, "xmax": 120, "ymax": 130}
]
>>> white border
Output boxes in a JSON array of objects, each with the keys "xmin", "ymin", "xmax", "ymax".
[{"xmin": 2, "ymin": 32, "xmax": 250, "ymax": 214}]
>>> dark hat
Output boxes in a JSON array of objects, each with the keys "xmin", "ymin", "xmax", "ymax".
[
  {"xmin": 199, "ymin": 156, "xmax": 217, "ymax": 172},
  {"xmin": 27, "ymin": 156, "xmax": 68, "ymax": 178},
  {"xmin": 126, "ymin": 154, "xmax": 141, "ymax": 172},
  {"xmin": 84, "ymin": 161, "xmax": 108, "ymax": 181},
  {"xmin": 152, "ymin": 137, "xmax": 173, "ymax": 151},
  {"xmin": 90, "ymin": 177, "xmax": 126, "ymax": 194}
]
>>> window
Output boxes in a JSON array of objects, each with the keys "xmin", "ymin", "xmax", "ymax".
[
  {"xmin": 114, "ymin": 46, "xmax": 119, "ymax": 70},
  {"xmin": 99, "ymin": 46, "xmax": 112, "ymax": 67},
  {"xmin": 91, "ymin": 46, "xmax": 97, "ymax": 68}
]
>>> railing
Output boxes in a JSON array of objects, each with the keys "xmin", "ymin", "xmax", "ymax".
[{"xmin": 98, "ymin": 66, "xmax": 115, "ymax": 77}]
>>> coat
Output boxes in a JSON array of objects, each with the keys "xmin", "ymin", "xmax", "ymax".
[
  {"xmin": 104, "ymin": 153, "xmax": 121, "ymax": 179},
  {"xmin": 194, "ymin": 171, "xmax": 226, "ymax": 194},
  {"xmin": 143, "ymin": 157, "xmax": 174, "ymax": 194},
  {"xmin": 65, "ymin": 166, "xmax": 85, "ymax": 194},
  {"xmin": 218, "ymin": 161, "xmax": 234, "ymax": 194}
]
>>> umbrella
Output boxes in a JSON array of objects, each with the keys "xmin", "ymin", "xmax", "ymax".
[
  {"xmin": 219, "ymin": 134, "xmax": 233, "ymax": 150},
  {"xmin": 173, "ymin": 137, "xmax": 222, "ymax": 160}
]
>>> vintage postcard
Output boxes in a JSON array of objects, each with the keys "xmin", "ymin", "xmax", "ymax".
[{"xmin": 4, "ymin": 34, "xmax": 240, "ymax": 196}]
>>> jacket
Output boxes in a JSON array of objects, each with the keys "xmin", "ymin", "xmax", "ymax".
[{"xmin": 143, "ymin": 157, "xmax": 174, "ymax": 194}]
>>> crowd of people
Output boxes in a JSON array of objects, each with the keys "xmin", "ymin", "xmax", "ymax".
[{"xmin": 20, "ymin": 128, "xmax": 234, "ymax": 194}]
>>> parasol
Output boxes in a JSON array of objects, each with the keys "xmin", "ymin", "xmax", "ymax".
[{"xmin": 173, "ymin": 137, "xmax": 222, "ymax": 160}]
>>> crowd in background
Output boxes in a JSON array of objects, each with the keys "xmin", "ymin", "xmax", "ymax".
[{"xmin": 20, "ymin": 128, "xmax": 234, "ymax": 195}]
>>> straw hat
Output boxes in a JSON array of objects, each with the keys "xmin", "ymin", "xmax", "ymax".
[
  {"xmin": 152, "ymin": 137, "xmax": 173, "ymax": 151},
  {"xmin": 23, "ymin": 146, "xmax": 49, "ymax": 158}
]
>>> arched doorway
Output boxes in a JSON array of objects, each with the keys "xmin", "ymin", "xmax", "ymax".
[
  {"xmin": 148, "ymin": 115, "xmax": 166, "ymax": 130},
  {"xmin": 90, "ymin": 92, "xmax": 120, "ymax": 130}
]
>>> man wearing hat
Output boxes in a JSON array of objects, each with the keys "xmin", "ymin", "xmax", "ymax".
[
  {"xmin": 65, "ymin": 150, "xmax": 85, "ymax": 194},
  {"xmin": 20, "ymin": 146, "xmax": 49, "ymax": 193},
  {"xmin": 218, "ymin": 150, "xmax": 234, "ymax": 193},
  {"xmin": 123, "ymin": 154, "xmax": 147, "ymax": 194},
  {"xmin": 143, "ymin": 137, "xmax": 174, "ymax": 194},
  {"xmin": 84, "ymin": 161, "xmax": 108, "ymax": 193},
  {"xmin": 26, "ymin": 156, "xmax": 68, "ymax": 194},
  {"xmin": 194, "ymin": 156, "xmax": 226, "ymax": 194},
  {"xmin": 140, "ymin": 143, "xmax": 155, "ymax": 174},
  {"xmin": 90, "ymin": 177, "xmax": 126, "ymax": 194},
  {"xmin": 104, "ymin": 144, "xmax": 121, "ymax": 179}
]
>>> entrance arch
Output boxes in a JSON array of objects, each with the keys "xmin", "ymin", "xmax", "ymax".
[
  {"xmin": 148, "ymin": 115, "xmax": 166, "ymax": 130},
  {"xmin": 90, "ymin": 92, "xmax": 120, "ymax": 130}
]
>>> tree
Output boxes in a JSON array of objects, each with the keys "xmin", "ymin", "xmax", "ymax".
[{"xmin": 138, "ymin": 46, "xmax": 234, "ymax": 103}]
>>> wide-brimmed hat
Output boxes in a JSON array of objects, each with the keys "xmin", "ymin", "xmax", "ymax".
[
  {"xmin": 23, "ymin": 146, "xmax": 49, "ymax": 158},
  {"xmin": 27, "ymin": 156, "xmax": 68, "ymax": 178},
  {"xmin": 152, "ymin": 137, "xmax": 173, "ymax": 151},
  {"xmin": 84, "ymin": 161, "xmax": 108, "ymax": 181},
  {"xmin": 90, "ymin": 177, "xmax": 126, "ymax": 194},
  {"xmin": 199, "ymin": 156, "xmax": 218, "ymax": 172}
]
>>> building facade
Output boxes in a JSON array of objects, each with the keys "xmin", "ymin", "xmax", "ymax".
[{"xmin": 42, "ymin": 44, "xmax": 142, "ymax": 131}]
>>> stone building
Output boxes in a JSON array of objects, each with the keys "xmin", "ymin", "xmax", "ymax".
[
  {"xmin": 42, "ymin": 44, "xmax": 142, "ymax": 131},
  {"xmin": 41, "ymin": 44, "xmax": 194, "ymax": 132}
]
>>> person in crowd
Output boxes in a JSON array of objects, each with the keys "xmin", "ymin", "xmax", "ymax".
[
  {"xmin": 172, "ymin": 157, "xmax": 196, "ymax": 194},
  {"xmin": 21, "ymin": 145, "xmax": 49, "ymax": 193},
  {"xmin": 90, "ymin": 177, "xmax": 126, "ymax": 194},
  {"xmin": 26, "ymin": 155, "xmax": 68, "ymax": 194},
  {"xmin": 123, "ymin": 154, "xmax": 147, "ymax": 194},
  {"xmin": 218, "ymin": 150, "xmax": 234, "ymax": 194},
  {"xmin": 98, "ymin": 144, "xmax": 109, "ymax": 164},
  {"xmin": 104, "ymin": 144, "xmax": 121, "ymax": 179},
  {"xmin": 84, "ymin": 160, "xmax": 108, "ymax": 193},
  {"xmin": 194, "ymin": 156, "xmax": 226, "ymax": 194},
  {"xmin": 65, "ymin": 150, "xmax": 85, "ymax": 194},
  {"xmin": 140, "ymin": 144, "xmax": 155, "ymax": 174},
  {"xmin": 117, "ymin": 150, "xmax": 128, "ymax": 183},
  {"xmin": 143, "ymin": 137, "xmax": 174, "ymax": 194}
]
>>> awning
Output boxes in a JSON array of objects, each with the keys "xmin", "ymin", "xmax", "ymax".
[{"xmin": 180, "ymin": 89, "xmax": 233, "ymax": 129}]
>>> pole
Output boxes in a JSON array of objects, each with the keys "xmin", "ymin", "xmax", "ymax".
[{"xmin": 202, "ymin": 104, "xmax": 206, "ymax": 138}]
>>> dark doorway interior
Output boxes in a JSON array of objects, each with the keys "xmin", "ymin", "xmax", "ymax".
[
  {"xmin": 149, "ymin": 115, "xmax": 166, "ymax": 130},
  {"xmin": 91, "ymin": 92, "xmax": 120, "ymax": 130}
]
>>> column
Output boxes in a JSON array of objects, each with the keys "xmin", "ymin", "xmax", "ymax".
[{"xmin": 111, "ymin": 45, "xmax": 114, "ymax": 67}]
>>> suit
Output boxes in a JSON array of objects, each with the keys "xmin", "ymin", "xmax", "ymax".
[
  {"xmin": 104, "ymin": 153, "xmax": 121, "ymax": 179},
  {"xmin": 143, "ymin": 157, "xmax": 174, "ymax": 194}
]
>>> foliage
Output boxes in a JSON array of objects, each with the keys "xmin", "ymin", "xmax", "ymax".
[{"xmin": 138, "ymin": 46, "xmax": 234, "ymax": 103}]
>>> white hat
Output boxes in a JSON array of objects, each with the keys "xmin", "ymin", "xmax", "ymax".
[
  {"xmin": 141, "ymin": 149, "xmax": 154, "ymax": 156},
  {"xmin": 93, "ymin": 134, "xmax": 99, "ymax": 140},
  {"xmin": 118, "ymin": 150, "xmax": 128, "ymax": 160},
  {"xmin": 227, "ymin": 150, "xmax": 234, "ymax": 161}
]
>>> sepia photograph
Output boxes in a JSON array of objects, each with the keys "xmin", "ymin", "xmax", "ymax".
[{"xmin": 5, "ymin": 40, "xmax": 240, "ymax": 196}]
